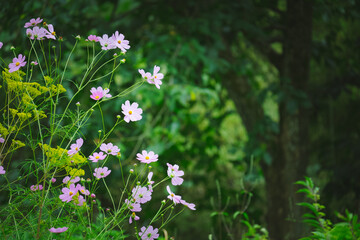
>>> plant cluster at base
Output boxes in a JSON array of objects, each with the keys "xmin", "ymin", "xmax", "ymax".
[{"xmin": 0, "ymin": 17, "xmax": 194, "ymax": 239}]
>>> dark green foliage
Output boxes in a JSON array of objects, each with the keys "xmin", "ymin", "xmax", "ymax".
[{"xmin": 297, "ymin": 177, "xmax": 360, "ymax": 240}]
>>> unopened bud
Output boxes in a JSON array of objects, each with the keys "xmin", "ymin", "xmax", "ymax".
[
  {"xmin": 130, "ymin": 169, "xmax": 134, "ymax": 174},
  {"xmin": 91, "ymin": 193, "xmax": 96, "ymax": 198},
  {"xmin": 75, "ymin": 35, "xmax": 81, "ymax": 40},
  {"xmin": 116, "ymin": 115, "xmax": 121, "ymax": 119},
  {"xmin": 10, "ymin": 46, "xmax": 15, "ymax": 51},
  {"xmin": 76, "ymin": 102, "xmax": 80, "ymax": 106},
  {"xmin": 120, "ymin": 58, "xmax": 126, "ymax": 63}
]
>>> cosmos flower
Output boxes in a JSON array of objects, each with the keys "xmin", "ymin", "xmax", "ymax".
[
  {"xmin": 24, "ymin": 18, "xmax": 43, "ymax": 28},
  {"xmin": 93, "ymin": 167, "xmax": 111, "ymax": 179},
  {"xmin": 139, "ymin": 226, "xmax": 159, "ymax": 240},
  {"xmin": 49, "ymin": 227, "xmax": 68, "ymax": 233},
  {"xmin": 68, "ymin": 138, "xmax": 83, "ymax": 156},
  {"xmin": 99, "ymin": 143, "xmax": 120, "ymax": 156},
  {"xmin": 88, "ymin": 152, "xmax": 107, "ymax": 162},
  {"xmin": 166, "ymin": 185, "xmax": 182, "ymax": 205},
  {"xmin": 111, "ymin": 31, "xmax": 130, "ymax": 52},
  {"xmin": 136, "ymin": 150, "xmax": 158, "ymax": 164},
  {"xmin": 167, "ymin": 163, "xmax": 184, "ymax": 186},
  {"xmin": 9, "ymin": 54, "xmax": 27, "ymax": 73},
  {"xmin": 121, "ymin": 100, "xmax": 142, "ymax": 123}
]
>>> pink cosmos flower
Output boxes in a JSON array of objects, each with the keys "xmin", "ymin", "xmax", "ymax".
[
  {"xmin": 139, "ymin": 226, "xmax": 159, "ymax": 240},
  {"xmin": 76, "ymin": 184, "xmax": 90, "ymax": 196},
  {"xmin": 75, "ymin": 195, "xmax": 86, "ymax": 206},
  {"xmin": 166, "ymin": 185, "xmax": 182, "ymax": 205},
  {"xmin": 0, "ymin": 134, "xmax": 4, "ymax": 143},
  {"xmin": 125, "ymin": 199, "xmax": 142, "ymax": 212},
  {"xmin": 132, "ymin": 186, "xmax": 152, "ymax": 204},
  {"xmin": 90, "ymin": 86, "xmax": 112, "ymax": 101},
  {"xmin": 24, "ymin": 18, "xmax": 43, "ymax": 28},
  {"xmin": 30, "ymin": 184, "xmax": 43, "ymax": 191},
  {"xmin": 0, "ymin": 166, "xmax": 6, "ymax": 175},
  {"xmin": 111, "ymin": 31, "xmax": 130, "ymax": 52},
  {"xmin": 100, "ymin": 143, "xmax": 120, "ymax": 155},
  {"xmin": 45, "ymin": 24, "xmax": 56, "ymax": 40},
  {"xmin": 68, "ymin": 138, "xmax": 83, "ymax": 156},
  {"xmin": 62, "ymin": 176, "xmax": 80, "ymax": 184},
  {"xmin": 138, "ymin": 69, "xmax": 153, "ymax": 84},
  {"xmin": 151, "ymin": 65, "xmax": 164, "ymax": 89},
  {"xmin": 26, "ymin": 27, "xmax": 47, "ymax": 40},
  {"xmin": 59, "ymin": 184, "xmax": 78, "ymax": 202},
  {"xmin": 147, "ymin": 172, "xmax": 154, "ymax": 192},
  {"xmin": 89, "ymin": 152, "xmax": 107, "ymax": 162},
  {"xmin": 0, "ymin": 42, "xmax": 3, "ymax": 49},
  {"xmin": 9, "ymin": 54, "xmax": 27, "ymax": 73},
  {"xmin": 167, "ymin": 163, "xmax": 184, "ymax": 186},
  {"xmin": 136, "ymin": 150, "xmax": 158, "ymax": 164},
  {"xmin": 129, "ymin": 212, "xmax": 140, "ymax": 224},
  {"xmin": 88, "ymin": 35, "xmax": 99, "ymax": 42},
  {"xmin": 98, "ymin": 34, "xmax": 116, "ymax": 50},
  {"xmin": 93, "ymin": 167, "xmax": 111, "ymax": 179},
  {"xmin": 49, "ymin": 227, "xmax": 68, "ymax": 233},
  {"xmin": 180, "ymin": 199, "xmax": 196, "ymax": 210},
  {"xmin": 121, "ymin": 100, "xmax": 143, "ymax": 123}
]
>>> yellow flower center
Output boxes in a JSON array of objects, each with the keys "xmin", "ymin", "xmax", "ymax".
[
  {"xmin": 171, "ymin": 193, "xmax": 174, "ymax": 197},
  {"xmin": 145, "ymin": 156, "xmax": 150, "ymax": 160},
  {"xmin": 154, "ymin": 76, "xmax": 157, "ymax": 79},
  {"xmin": 100, "ymin": 173, "xmax": 104, "ymax": 176},
  {"xmin": 81, "ymin": 189, "xmax": 85, "ymax": 193},
  {"xmin": 128, "ymin": 110, "xmax": 132, "ymax": 115},
  {"xmin": 75, "ymin": 147, "xmax": 79, "ymax": 151},
  {"xmin": 118, "ymin": 40, "xmax": 122, "ymax": 44},
  {"xmin": 95, "ymin": 156, "xmax": 100, "ymax": 159},
  {"xmin": 69, "ymin": 191, "xmax": 73, "ymax": 196},
  {"xmin": 16, "ymin": 62, "xmax": 20, "ymax": 66},
  {"xmin": 95, "ymin": 95, "xmax": 100, "ymax": 99},
  {"xmin": 52, "ymin": 31, "xmax": 56, "ymax": 35}
]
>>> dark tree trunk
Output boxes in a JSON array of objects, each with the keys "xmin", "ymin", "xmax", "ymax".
[{"xmin": 222, "ymin": 1, "xmax": 313, "ymax": 239}]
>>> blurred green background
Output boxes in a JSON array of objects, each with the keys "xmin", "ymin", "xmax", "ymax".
[{"xmin": 1, "ymin": 0, "xmax": 360, "ymax": 239}]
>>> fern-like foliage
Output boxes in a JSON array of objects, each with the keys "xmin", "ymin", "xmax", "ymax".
[{"xmin": 297, "ymin": 177, "xmax": 360, "ymax": 240}]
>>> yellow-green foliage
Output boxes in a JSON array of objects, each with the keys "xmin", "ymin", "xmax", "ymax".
[
  {"xmin": 49, "ymin": 84, "xmax": 66, "ymax": 95},
  {"xmin": 40, "ymin": 144, "xmax": 86, "ymax": 176},
  {"xmin": 2, "ymin": 70, "xmax": 66, "ymax": 110},
  {"xmin": 3, "ymin": 70, "xmax": 47, "ymax": 99},
  {"xmin": 0, "ymin": 123, "xmax": 9, "ymax": 137},
  {"xmin": 10, "ymin": 139, "xmax": 25, "ymax": 150},
  {"xmin": 32, "ymin": 109, "xmax": 47, "ymax": 120}
]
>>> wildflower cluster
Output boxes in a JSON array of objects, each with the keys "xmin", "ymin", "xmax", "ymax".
[{"xmin": 0, "ymin": 17, "xmax": 194, "ymax": 239}]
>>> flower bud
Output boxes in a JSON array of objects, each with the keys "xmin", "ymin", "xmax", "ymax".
[
  {"xmin": 130, "ymin": 169, "xmax": 134, "ymax": 174},
  {"xmin": 136, "ymin": 181, "xmax": 140, "ymax": 185},
  {"xmin": 51, "ymin": 178, "xmax": 56, "ymax": 183},
  {"xmin": 91, "ymin": 193, "xmax": 96, "ymax": 198},
  {"xmin": 120, "ymin": 58, "xmax": 126, "ymax": 63},
  {"xmin": 75, "ymin": 35, "xmax": 81, "ymax": 40},
  {"xmin": 76, "ymin": 102, "xmax": 80, "ymax": 106},
  {"xmin": 161, "ymin": 200, "xmax": 166, "ymax": 205},
  {"xmin": 86, "ymin": 178, "xmax": 91, "ymax": 183},
  {"xmin": 116, "ymin": 115, "xmax": 121, "ymax": 119},
  {"xmin": 10, "ymin": 46, "xmax": 15, "ymax": 51}
]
